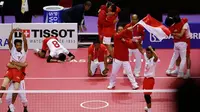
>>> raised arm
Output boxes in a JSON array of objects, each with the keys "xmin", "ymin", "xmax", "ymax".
[
  {"xmin": 148, "ymin": 46, "xmax": 158, "ymax": 62},
  {"xmin": 20, "ymin": 29, "xmax": 28, "ymax": 52},
  {"xmin": 135, "ymin": 40, "xmax": 145, "ymax": 55},
  {"xmin": 8, "ymin": 29, "xmax": 16, "ymax": 50}
]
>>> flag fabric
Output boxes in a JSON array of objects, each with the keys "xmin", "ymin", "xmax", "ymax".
[{"xmin": 138, "ymin": 14, "xmax": 171, "ymax": 41}]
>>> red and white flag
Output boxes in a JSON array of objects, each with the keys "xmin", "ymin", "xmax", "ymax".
[{"xmin": 137, "ymin": 14, "xmax": 171, "ymax": 41}]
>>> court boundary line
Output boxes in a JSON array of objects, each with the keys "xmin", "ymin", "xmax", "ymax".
[{"xmin": 0, "ymin": 76, "xmax": 200, "ymax": 80}]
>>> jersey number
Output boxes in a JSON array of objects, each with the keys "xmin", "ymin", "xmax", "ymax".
[{"xmin": 52, "ymin": 41, "xmax": 60, "ymax": 48}]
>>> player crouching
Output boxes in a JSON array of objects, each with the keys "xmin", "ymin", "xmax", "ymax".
[
  {"xmin": 34, "ymin": 36, "xmax": 75, "ymax": 63},
  {"xmin": 88, "ymin": 40, "xmax": 109, "ymax": 77}
]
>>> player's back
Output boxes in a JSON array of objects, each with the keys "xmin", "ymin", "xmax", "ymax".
[{"xmin": 47, "ymin": 38, "xmax": 64, "ymax": 51}]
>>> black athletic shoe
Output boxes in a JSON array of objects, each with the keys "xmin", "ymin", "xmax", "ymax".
[
  {"xmin": 24, "ymin": 107, "xmax": 28, "ymax": 112},
  {"xmin": 7, "ymin": 108, "xmax": 11, "ymax": 112}
]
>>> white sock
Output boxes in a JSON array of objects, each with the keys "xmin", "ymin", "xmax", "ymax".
[
  {"xmin": 36, "ymin": 49, "xmax": 39, "ymax": 53},
  {"xmin": 148, "ymin": 108, "xmax": 151, "ymax": 112},
  {"xmin": 187, "ymin": 69, "xmax": 190, "ymax": 74},
  {"xmin": 175, "ymin": 66, "xmax": 179, "ymax": 71},
  {"xmin": 148, "ymin": 108, "xmax": 152, "ymax": 112}
]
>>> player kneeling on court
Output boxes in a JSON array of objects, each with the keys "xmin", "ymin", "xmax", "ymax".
[
  {"xmin": 136, "ymin": 43, "xmax": 158, "ymax": 112},
  {"xmin": 88, "ymin": 40, "xmax": 109, "ymax": 77},
  {"xmin": 34, "ymin": 37, "xmax": 75, "ymax": 63},
  {"xmin": 6, "ymin": 80, "xmax": 28, "ymax": 112}
]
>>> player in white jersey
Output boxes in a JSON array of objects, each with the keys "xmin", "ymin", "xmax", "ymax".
[
  {"xmin": 0, "ymin": 28, "xmax": 28, "ymax": 112},
  {"xmin": 136, "ymin": 41, "xmax": 158, "ymax": 112},
  {"xmin": 34, "ymin": 37, "xmax": 75, "ymax": 62},
  {"xmin": 6, "ymin": 80, "xmax": 28, "ymax": 112}
]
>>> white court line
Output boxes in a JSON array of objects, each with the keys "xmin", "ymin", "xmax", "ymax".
[{"xmin": 0, "ymin": 77, "xmax": 200, "ymax": 80}]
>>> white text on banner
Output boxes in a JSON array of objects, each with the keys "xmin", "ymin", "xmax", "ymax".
[
  {"xmin": 0, "ymin": 24, "xmax": 12, "ymax": 49},
  {"xmin": 12, "ymin": 23, "xmax": 78, "ymax": 49}
]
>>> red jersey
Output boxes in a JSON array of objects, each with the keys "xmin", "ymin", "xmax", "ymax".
[
  {"xmin": 169, "ymin": 18, "xmax": 188, "ymax": 43},
  {"xmin": 98, "ymin": 9, "xmax": 106, "ymax": 35},
  {"xmin": 102, "ymin": 7, "xmax": 121, "ymax": 37},
  {"xmin": 113, "ymin": 29, "xmax": 133, "ymax": 61},
  {"xmin": 88, "ymin": 44, "xmax": 108, "ymax": 62},
  {"xmin": 42, "ymin": 37, "xmax": 58, "ymax": 51},
  {"xmin": 124, "ymin": 23, "xmax": 145, "ymax": 49}
]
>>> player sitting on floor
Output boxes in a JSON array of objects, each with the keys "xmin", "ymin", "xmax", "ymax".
[
  {"xmin": 88, "ymin": 39, "xmax": 109, "ymax": 77},
  {"xmin": 0, "ymin": 28, "xmax": 28, "ymax": 112},
  {"xmin": 34, "ymin": 36, "xmax": 75, "ymax": 63},
  {"xmin": 136, "ymin": 44, "xmax": 158, "ymax": 112},
  {"xmin": 6, "ymin": 80, "xmax": 28, "ymax": 112}
]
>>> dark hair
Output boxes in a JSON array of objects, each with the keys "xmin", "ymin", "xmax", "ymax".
[
  {"xmin": 166, "ymin": 10, "xmax": 181, "ymax": 25},
  {"xmin": 58, "ymin": 53, "xmax": 66, "ymax": 61},
  {"xmin": 93, "ymin": 39, "xmax": 100, "ymax": 44},
  {"xmin": 165, "ymin": 16, "xmax": 174, "ymax": 27},
  {"xmin": 84, "ymin": 1, "xmax": 92, "ymax": 6},
  {"xmin": 106, "ymin": 1, "xmax": 113, "ymax": 8},
  {"xmin": 111, "ymin": 5, "xmax": 116, "ymax": 12},
  {"xmin": 14, "ymin": 39, "xmax": 22, "ymax": 46},
  {"xmin": 146, "ymin": 47, "xmax": 155, "ymax": 53}
]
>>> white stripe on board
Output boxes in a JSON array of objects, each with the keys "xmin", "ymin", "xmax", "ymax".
[{"xmin": 0, "ymin": 76, "xmax": 199, "ymax": 80}]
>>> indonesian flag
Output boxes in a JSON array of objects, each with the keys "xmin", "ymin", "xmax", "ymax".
[{"xmin": 138, "ymin": 14, "xmax": 171, "ymax": 41}]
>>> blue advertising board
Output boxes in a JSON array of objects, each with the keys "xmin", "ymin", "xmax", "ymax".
[{"xmin": 142, "ymin": 23, "xmax": 200, "ymax": 48}]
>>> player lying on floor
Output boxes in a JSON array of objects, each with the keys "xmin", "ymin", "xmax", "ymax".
[
  {"xmin": 88, "ymin": 39, "xmax": 109, "ymax": 77},
  {"xmin": 34, "ymin": 36, "xmax": 75, "ymax": 63}
]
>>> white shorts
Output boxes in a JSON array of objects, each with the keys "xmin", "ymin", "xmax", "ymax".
[
  {"xmin": 6, "ymin": 80, "xmax": 28, "ymax": 105},
  {"xmin": 90, "ymin": 61, "xmax": 105, "ymax": 76},
  {"xmin": 103, "ymin": 37, "xmax": 112, "ymax": 45}
]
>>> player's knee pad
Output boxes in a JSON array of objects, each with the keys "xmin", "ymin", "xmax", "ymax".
[{"xmin": 144, "ymin": 94, "xmax": 151, "ymax": 104}]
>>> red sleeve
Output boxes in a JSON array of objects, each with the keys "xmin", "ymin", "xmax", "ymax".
[
  {"xmin": 101, "ymin": 44, "xmax": 108, "ymax": 55},
  {"xmin": 123, "ymin": 39, "xmax": 138, "ymax": 49},
  {"xmin": 124, "ymin": 23, "xmax": 131, "ymax": 29},
  {"xmin": 114, "ymin": 29, "xmax": 127, "ymax": 39},
  {"xmin": 42, "ymin": 38, "xmax": 49, "ymax": 51},
  {"xmin": 98, "ymin": 10, "xmax": 106, "ymax": 24},
  {"xmin": 138, "ymin": 25, "xmax": 145, "ymax": 40},
  {"xmin": 88, "ymin": 45, "xmax": 93, "ymax": 55},
  {"xmin": 103, "ymin": 15, "xmax": 116, "ymax": 27},
  {"xmin": 116, "ymin": 7, "xmax": 121, "ymax": 13},
  {"xmin": 182, "ymin": 18, "xmax": 188, "ymax": 23},
  {"xmin": 100, "ymin": 5, "xmax": 107, "ymax": 11}
]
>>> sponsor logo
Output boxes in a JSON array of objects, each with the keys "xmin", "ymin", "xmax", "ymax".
[
  {"xmin": 47, "ymin": 12, "xmax": 59, "ymax": 23},
  {"xmin": 0, "ymin": 38, "xmax": 8, "ymax": 46},
  {"xmin": 150, "ymin": 33, "xmax": 200, "ymax": 42},
  {"xmin": 14, "ymin": 29, "xmax": 75, "ymax": 38}
]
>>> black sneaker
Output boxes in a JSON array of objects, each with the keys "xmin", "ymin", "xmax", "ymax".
[
  {"xmin": 24, "ymin": 107, "xmax": 28, "ymax": 112},
  {"xmin": 7, "ymin": 108, "xmax": 11, "ymax": 112}
]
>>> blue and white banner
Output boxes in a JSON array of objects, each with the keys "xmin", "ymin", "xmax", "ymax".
[
  {"xmin": 43, "ymin": 6, "xmax": 64, "ymax": 23},
  {"xmin": 143, "ymin": 23, "xmax": 200, "ymax": 48}
]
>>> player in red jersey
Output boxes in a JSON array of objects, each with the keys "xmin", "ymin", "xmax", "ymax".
[
  {"xmin": 165, "ymin": 14, "xmax": 188, "ymax": 78},
  {"xmin": 102, "ymin": 4, "xmax": 120, "ymax": 57},
  {"xmin": 123, "ymin": 14, "xmax": 145, "ymax": 77},
  {"xmin": 0, "ymin": 29, "xmax": 28, "ymax": 112},
  {"xmin": 97, "ymin": 1, "xmax": 113, "ymax": 43},
  {"xmin": 166, "ymin": 17, "xmax": 191, "ymax": 79},
  {"xmin": 107, "ymin": 25, "xmax": 139, "ymax": 89},
  {"xmin": 34, "ymin": 37, "xmax": 75, "ymax": 62},
  {"xmin": 88, "ymin": 40, "xmax": 109, "ymax": 77}
]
